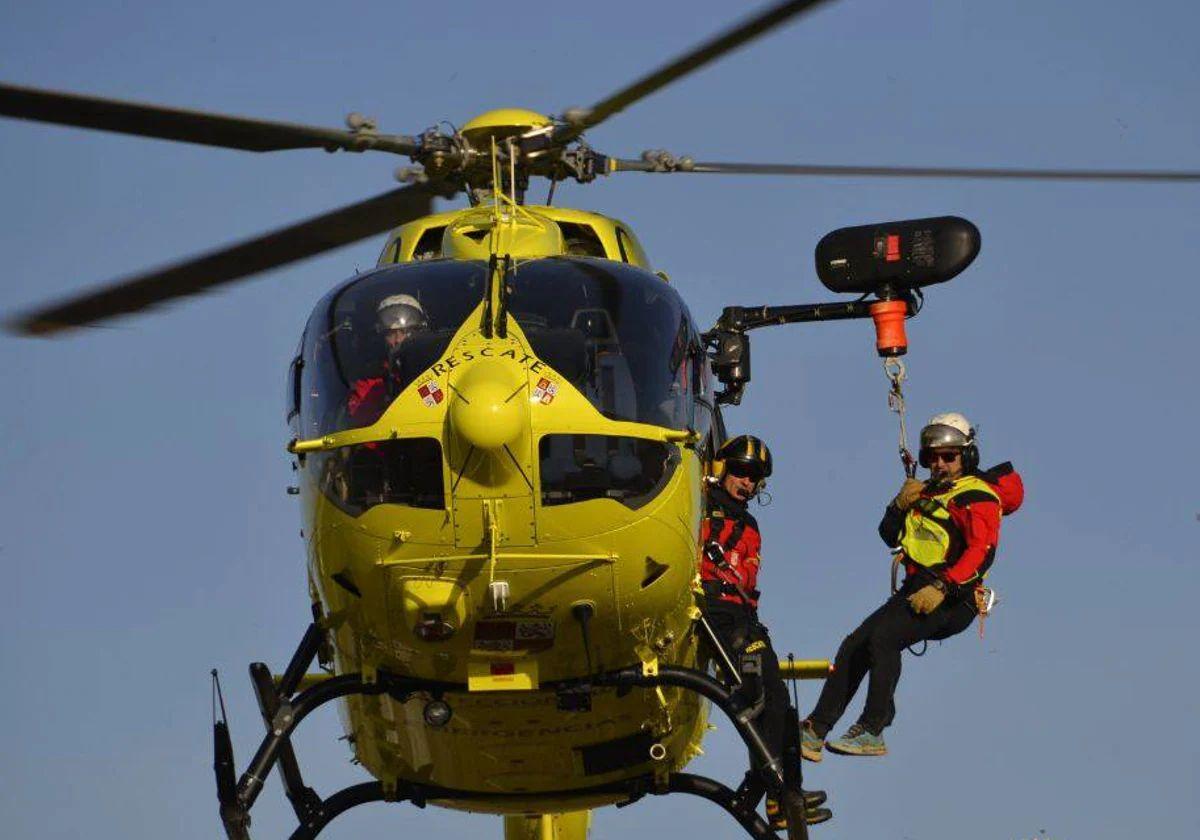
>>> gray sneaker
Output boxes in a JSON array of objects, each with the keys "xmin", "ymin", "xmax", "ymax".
[
  {"xmin": 800, "ymin": 719, "xmax": 825, "ymax": 763},
  {"xmin": 826, "ymin": 722, "xmax": 887, "ymax": 756}
]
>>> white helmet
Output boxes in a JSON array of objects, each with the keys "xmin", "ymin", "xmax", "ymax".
[
  {"xmin": 376, "ymin": 294, "xmax": 428, "ymax": 332},
  {"xmin": 919, "ymin": 412, "xmax": 978, "ymax": 470}
]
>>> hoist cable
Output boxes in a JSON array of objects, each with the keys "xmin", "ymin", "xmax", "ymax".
[
  {"xmin": 880, "ymin": 356, "xmax": 929, "ymax": 656},
  {"xmin": 882, "ymin": 356, "xmax": 917, "ymax": 479}
]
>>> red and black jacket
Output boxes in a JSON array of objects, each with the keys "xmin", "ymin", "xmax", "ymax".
[
  {"xmin": 878, "ymin": 462, "xmax": 1024, "ymax": 591},
  {"xmin": 699, "ymin": 485, "xmax": 763, "ymax": 609}
]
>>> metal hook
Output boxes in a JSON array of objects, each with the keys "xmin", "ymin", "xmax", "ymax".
[{"xmin": 881, "ymin": 356, "xmax": 917, "ymax": 478}]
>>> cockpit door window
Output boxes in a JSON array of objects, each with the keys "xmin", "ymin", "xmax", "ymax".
[
  {"xmin": 507, "ymin": 258, "xmax": 697, "ymax": 429},
  {"xmin": 300, "ymin": 260, "xmax": 487, "ymax": 437}
]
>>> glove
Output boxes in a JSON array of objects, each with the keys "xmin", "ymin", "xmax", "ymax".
[
  {"xmin": 893, "ymin": 478, "xmax": 926, "ymax": 511},
  {"xmin": 908, "ymin": 584, "xmax": 945, "ymax": 615}
]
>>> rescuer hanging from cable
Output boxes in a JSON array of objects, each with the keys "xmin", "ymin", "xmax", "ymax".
[
  {"xmin": 801, "ymin": 413, "xmax": 1024, "ymax": 760},
  {"xmin": 698, "ymin": 435, "xmax": 832, "ymax": 829}
]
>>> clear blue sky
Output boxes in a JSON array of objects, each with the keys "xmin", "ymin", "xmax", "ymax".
[{"xmin": 2, "ymin": 2, "xmax": 1197, "ymax": 838}]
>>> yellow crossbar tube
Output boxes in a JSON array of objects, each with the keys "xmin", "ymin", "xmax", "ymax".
[{"xmin": 779, "ymin": 659, "xmax": 832, "ymax": 680}]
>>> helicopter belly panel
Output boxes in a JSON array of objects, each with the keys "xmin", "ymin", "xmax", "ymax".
[{"xmin": 352, "ymin": 682, "xmax": 702, "ymax": 808}]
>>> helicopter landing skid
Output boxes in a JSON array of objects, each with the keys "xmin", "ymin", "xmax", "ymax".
[
  {"xmin": 280, "ymin": 773, "xmax": 778, "ymax": 840},
  {"xmin": 214, "ymin": 623, "xmax": 809, "ymax": 839}
]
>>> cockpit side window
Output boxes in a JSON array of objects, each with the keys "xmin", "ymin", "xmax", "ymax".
[
  {"xmin": 300, "ymin": 261, "xmax": 487, "ymax": 438},
  {"xmin": 310, "ymin": 438, "xmax": 445, "ymax": 516},
  {"xmin": 412, "ymin": 226, "xmax": 446, "ymax": 260},
  {"xmin": 539, "ymin": 434, "xmax": 679, "ymax": 510},
  {"xmin": 558, "ymin": 222, "xmax": 606, "ymax": 258},
  {"xmin": 507, "ymin": 258, "xmax": 697, "ymax": 429},
  {"xmin": 286, "ymin": 333, "xmax": 304, "ymax": 433}
]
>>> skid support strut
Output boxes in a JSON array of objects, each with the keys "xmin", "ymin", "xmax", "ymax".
[
  {"xmin": 247, "ymin": 622, "xmax": 327, "ymax": 824},
  {"xmin": 220, "ymin": 671, "xmax": 461, "ymax": 838},
  {"xmin": 586, "ymin": 664, "xmax": 788, "ymax": 791},
  {"xmin": 215, "ymin": 625, "xmax": 810, "ymax": 838}
]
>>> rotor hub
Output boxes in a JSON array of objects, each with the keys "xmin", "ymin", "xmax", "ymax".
[{"xmin": 460, "ymin": 108, "xmax": 553, "ymax": 148}]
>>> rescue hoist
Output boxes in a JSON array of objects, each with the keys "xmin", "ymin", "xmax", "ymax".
[
  {"xmin": 704, "ymin": 215, "xmax": 980, "ymax": 406},
  {"xmin": 700, "ymin": 216, "xmax": 986, "ymax": 658}
]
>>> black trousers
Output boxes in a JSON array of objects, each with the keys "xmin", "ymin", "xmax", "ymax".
[
  {"xmin": 808, "ymin": 580, "xmax": 977, "ymax": 735},
  {"xmin": 702, "ymin": 599, "xmax": 792, "ymax": 770}
]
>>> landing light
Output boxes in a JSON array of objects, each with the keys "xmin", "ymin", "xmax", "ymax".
[{"xmin": 423, "ymin": 699, "xmax": 453, "ymax": 728}]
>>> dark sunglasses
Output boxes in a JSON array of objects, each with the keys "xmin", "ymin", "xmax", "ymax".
[
  {"xmin": 928, "ymin": 450, "xmax": 962, "ymax": 464},
  {"xmin": 726, "ymin": 462, "xmax": 765, "ymax": 481}
]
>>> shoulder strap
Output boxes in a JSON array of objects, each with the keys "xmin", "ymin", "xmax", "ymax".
[
  {"xmin": 720, "ymin": 518, "xmax": 747, "ymax": 553},
  {"xmin": 947, "ymin": 475, "xmax": 1000, "ymax": 504}
]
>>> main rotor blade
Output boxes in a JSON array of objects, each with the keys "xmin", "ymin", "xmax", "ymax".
[
  {"xmin": 10, "ymin": 184, "xmax": 442, "ymax": 336},
  {"xmin": 612, "ymin": 158, "xmax": 1200, "ymax": 182},
  {"xmin": 558, "ymin": 0, "xmax": 834, "ymax": 141},
  {"xmin": 0, "ymin": 82, "xmax": 419, "ymax": 155}
]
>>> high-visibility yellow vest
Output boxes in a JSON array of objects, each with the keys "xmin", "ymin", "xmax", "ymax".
[{"xmin": 900, "ymin": 475, "xmax": 1000, "ymax": 574}]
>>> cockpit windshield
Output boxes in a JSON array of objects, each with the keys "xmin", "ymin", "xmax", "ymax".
[
  {"xmin": 300, "ymin": 260, "xmax": 487, "ymax": 437},
  {"xmin": 298, "ymin": 257, "xmax": 702, "ymax": 438},
  {"xmin": 508, "ymin": 258, "xmax": 699, "ymax": 429}
]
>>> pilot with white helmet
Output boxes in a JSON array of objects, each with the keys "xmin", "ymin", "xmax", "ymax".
[
  {"xmin": 375, "ymin": 294, "xmax": 429, "ymax": 350},
  {"xmin": 347, "ymin": 294, "xmax": 430, "ymax": 425}
]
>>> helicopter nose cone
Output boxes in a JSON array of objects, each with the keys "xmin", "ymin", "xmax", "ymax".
[{"xmin": 449, "ymin": 359, "xmax": 528, "ymax": 450}]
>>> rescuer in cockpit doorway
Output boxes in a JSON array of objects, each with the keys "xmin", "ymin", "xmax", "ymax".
[{"xmin": 699, "ymin": 435, "xmax": 831, "ymax": 830}]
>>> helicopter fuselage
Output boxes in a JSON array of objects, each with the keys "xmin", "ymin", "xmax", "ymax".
[{"xmin": 289, "ymin": 206, "xmax": 720, "ymax": 813}]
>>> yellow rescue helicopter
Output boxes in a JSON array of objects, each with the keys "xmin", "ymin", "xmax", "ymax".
[{"xmin": 5, "ymin": 2, "xmax": 1199, "ymax": 840}]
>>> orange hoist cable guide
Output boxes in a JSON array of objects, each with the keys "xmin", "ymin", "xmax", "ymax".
[{"xmin": 869, "ymin": 299, "xmax": 909, "ymax": 357}]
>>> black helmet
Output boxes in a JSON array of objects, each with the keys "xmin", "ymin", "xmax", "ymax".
[{"xmin": 713, "ymin": 435, "xmax": 773, "ymax": 490}]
